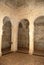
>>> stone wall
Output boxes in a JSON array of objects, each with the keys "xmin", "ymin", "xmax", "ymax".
[
  {"xmin": 0, "ymin": 0, "xmax": 44, "ymax": 56},
  {"xmin": 2, "ymin": 16, "xmax": 11, "ymax": 49},
  {"xmin": 18, "ymin": 19, "xmax": 29, "ymax": 50},
  {"xmin": 34, "ymin": 16, "xmax": 44, "ymax": 51},
  {"xmin": 0, "ymin": 3, "xmax": 19, "ymax": 56}
]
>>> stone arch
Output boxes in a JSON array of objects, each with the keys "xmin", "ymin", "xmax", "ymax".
[
  {"xmin": 18, "ymin": 19, "xmax": 29, "ymax": 53},
  {"xmin": 34, "ymin": 16, "xmax": 44, "ymax": 55},
  {"xmin": 2, "ymin": 16, "xmax": 12, "ymax": 55}
]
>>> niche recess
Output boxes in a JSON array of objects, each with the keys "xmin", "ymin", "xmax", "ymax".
[
  {"xmin": 18, "ymin": 19, "xmax": 29, "ymax": 53},
  {"xmin": 34, "ymin": 16, "xmax": 44, "ymax": 56},
  {"xmin": 2, "ymin": 16, "xmax": 12, "ymax": 55}
]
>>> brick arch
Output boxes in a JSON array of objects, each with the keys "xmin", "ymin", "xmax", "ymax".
[
  {"xmin": 18, "ymin": 19, "xmax": 29, "ymax": 53},
  {"xmin": 2, "ymin": 16, "xmax": 12, "ymax": 55},
  {"xmin": 34, "ymin": 16, "xmax": 44, "ymax": 56}
]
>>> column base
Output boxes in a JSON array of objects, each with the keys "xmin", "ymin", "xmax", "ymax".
[{"xmin": 29, "ymin": 50, "xmax": 34, "ymax": 55}]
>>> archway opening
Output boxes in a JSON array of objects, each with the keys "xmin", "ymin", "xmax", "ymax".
[
  {"xmin": 17, "ymin": 19, "xmax": 29, "ymax": 53},
  {"xmin": 34, "ymin": 16, "xmax": 44, "ymax": 56},
  {"xmin": 2, "ymin": 16, "xmax": 12, "ymax": 55}
]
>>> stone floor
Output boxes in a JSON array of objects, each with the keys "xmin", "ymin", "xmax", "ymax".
[{"xmin": 0, "ymin": 52, "xmax": 44, "ymax": 65}]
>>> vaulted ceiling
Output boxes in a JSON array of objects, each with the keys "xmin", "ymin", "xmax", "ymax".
[
  {"xmin": 0, "ymin": 0, "xmax": 44, "ymax": 8},
  {"xmin": 0, "ymin": 0, "xmax": 31, "ymax": 8}
]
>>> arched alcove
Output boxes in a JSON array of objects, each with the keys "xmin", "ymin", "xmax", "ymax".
[
  {"xmin": 2, "ymin": 16, "xmax": 12, "ymax": 55},
  {"xmin": 34, "ymin": 16, "xmax": 44, "ymax": 56},
  {"xmin": 18, "ymin": 19, "xmax": 29, "ymax": 53}
]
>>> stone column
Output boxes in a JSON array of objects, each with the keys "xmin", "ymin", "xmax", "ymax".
[
  {"xmin": 29, "ymin": 23, "xmax": 34, "ymax": 55},
  {"xmin": 0, "ymin": 30, "xmax": 2, "ymax": 56},
  {"xmin": 11, "ymin": 23, "xmax": 18, "ymax": 52}
]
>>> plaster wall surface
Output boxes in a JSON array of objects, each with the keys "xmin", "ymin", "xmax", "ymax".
[{"xmin": 0, "ymin": 1, "xmax": 44, "ymax": 55}]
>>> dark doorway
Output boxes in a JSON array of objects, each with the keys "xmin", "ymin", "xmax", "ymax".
[
  {"xmin": 2, "ymin": 16, "xmax": 12, "ymax": 55},
  {"xmin": 34, "ymin": 16, "xmax": 44, "ymax": 56},
  {"xmin": 18, "ymin": 19, "xmax": 29, "ymax": 53}
]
